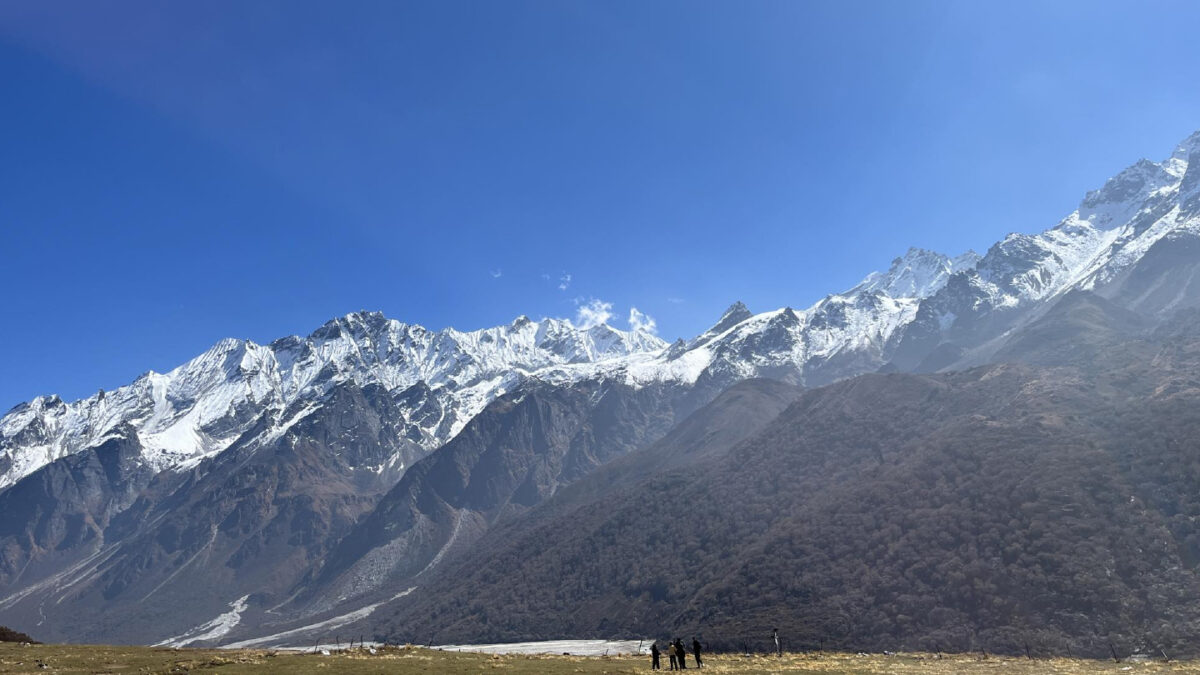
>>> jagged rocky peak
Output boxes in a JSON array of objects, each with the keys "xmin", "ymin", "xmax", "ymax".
[
  {"xmin": 709, "ymin": 301, "xmax": 754, "ymax": 335},
  {"xmin": 522, "ymin": 316, "xmax": 666, "ymax": 363},
  {"xmin": 1080, "ymin": 159, "xmax": 1173, "ymax": 210},
  {"xmin": 1170, "ymin": 129, "xmax": 1200, "ymax": 166},
  {"xmin": 685, "ymin": 301, "xmax": 754, "ymax": 351},
  {"xmin": 720, "ymin": 300, "xmax": 752, "ymax": 322},
  {"xmin": 665, "ymin": 337, "xmax": 689, "ymax": 360},
  {"xmin": 309, "ymin": 309, "xmax": 394, "ymax": 340},
  {"xmin": 1071, "ymin": 130, "xmax": 1200, "ymax": 228},
  {"xmin": 853, "ymin": 247, "xmax": 980, "ymax": 299},
  {"xmin": 1177, "ymin": 131, "xmax": 1200, "ymax": 211},
  {"xmin": 4, "ymin": 394, "xmax": 63, "ymax": 419}
]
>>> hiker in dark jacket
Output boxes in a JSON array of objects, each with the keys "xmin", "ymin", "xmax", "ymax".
[
  {"xmin": 692, "ymin": 637, "xmax": 703, "ymax": 668},
  {"xmin": 675, "ymin": 638, "xmax": 687, "ymax": 669},
  {"xmin": 650, "ymin": 642, "xmax": 661, "ymax": 670}
]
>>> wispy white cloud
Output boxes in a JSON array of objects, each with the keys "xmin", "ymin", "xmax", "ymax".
[
  {"xmin": 573, "ymin": 298, "xmax": 613, "ymax": 329},
  {"xmin": 628, "ymin": 307, "xmax": 657, "ymax": 334},
  {"xmin": 666, "ymin": 297, "xmax": 685, "ymax": 304},
  {"xmin": 558, "ymin": 273, "xmax": 572, "ymax": 291},
  {"xmin": 490, "ymin": 268, "xmax": 503, "ymax": 278}
]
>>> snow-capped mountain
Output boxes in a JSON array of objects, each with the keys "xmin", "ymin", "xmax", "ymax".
[
  {"xmin": 6, "ymin": 130, "xmax": 1200, "ymax": 496},
  {"xmin": 633, "ymin": 128, "xmax": 1200, "ymax": 385},
  {"xmin": 578, "ymin": 246, "xmax": 984, "ymax": 391},
  {"xmin": 967, "ymin": 144, "xmax": 1192, "ymax": 309},
  {"xmin": 855, "ymin": 248, "xmax": 981, "ymax": 298},
  {"xmin": 6, "ymin": 128, "xmax": 1200, "ymax": 649},
  {"xmin": 0, "ymin": 242, "xmax": 985, "ymax": 494},
  {"xmin": 889, "ymin": 130, "xmax": 1200, "ymax": 370},
  {"xmin": 0, "ymin": 313, "xmax": 666, "ymax": 491}
]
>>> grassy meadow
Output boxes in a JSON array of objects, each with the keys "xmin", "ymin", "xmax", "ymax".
[{"xmin": 2, "ymin": 643, "xmax": 1200, "ymax": 673}]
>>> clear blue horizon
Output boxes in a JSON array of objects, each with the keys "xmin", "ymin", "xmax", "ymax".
[{"xmin": 3, "ymin": 0, "xmax": 1200, "ymax": 409}]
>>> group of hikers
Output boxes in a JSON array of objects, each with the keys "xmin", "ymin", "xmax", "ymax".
[
  {"xmin": 648, "ymin": 629, "xmax": 783, "ymax": 668},
  {"xmin": 649, "ymin": 637, "xmax": 703, "ymax": 670}
]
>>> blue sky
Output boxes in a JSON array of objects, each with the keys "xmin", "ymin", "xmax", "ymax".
[{"xmin": 2, "ymin": 0, "xmax": 1200, "ymax": 408}]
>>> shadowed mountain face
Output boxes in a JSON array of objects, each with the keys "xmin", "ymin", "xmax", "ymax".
[
  {"xmin": 288, "ymin": 379, "xmax": 691, "ymax": 619},
  {"xmin": 370, "ymin": 297, "xmax": 1200, "ymax": 658},
  {"xmin": 989, "ymin": 290, "xmax": 1150, "ymax": 368},
  {"xmin": 165, "ymin": 378, "xmax": 803, "ymax": 649},
  {"xmin": 0, "ymin": 425, "xmax": 156, "ymax": 592},
  {"xmin": 1103, "ymin": 231, "xmax": 1200, "ymax": 316},
  {"xmin": 0, "ymin": 381, "xmax": 419, "ymax": 644},
  {"xmin": 542, "ymin": 378, "xmax": 804, "ymax": 511}
]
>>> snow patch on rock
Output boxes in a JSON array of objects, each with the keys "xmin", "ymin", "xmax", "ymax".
[{"xmin": 154, "ymin": 595, "xmax": 250, "ymax": 647}]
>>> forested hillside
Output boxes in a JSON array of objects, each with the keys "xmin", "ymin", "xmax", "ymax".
[{"xmin": 373, "ymin": 298, "xmax": 1200, "ymax": 657}]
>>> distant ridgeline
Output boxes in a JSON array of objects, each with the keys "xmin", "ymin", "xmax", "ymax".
[{"xmin": 3, "ymin": 131, "xmax": 1200, "ymax": 655}]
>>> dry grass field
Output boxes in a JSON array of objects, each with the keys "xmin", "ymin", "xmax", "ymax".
[{"xmin": 2, "ymin": 643, "xmax": 1200, "ymax": 674}]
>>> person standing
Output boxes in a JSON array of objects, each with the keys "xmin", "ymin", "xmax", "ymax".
[
  {"xmin": 692, "ymin": 637, "xmax": 703, "ymax": 668},
  {"xmin": 675, "ymin": 638, "xmax": 687, "ymax": 669},
  {"xmin": 773, "ymin": 628, "xmax": 781, "ymax": 657},
  {"xmin": 650, "ymin": 642, "xmax": 661, "ymax": 670},
  {"xmin": 668, "ymin": 639, "xmax": 677, "ymax": 670}
]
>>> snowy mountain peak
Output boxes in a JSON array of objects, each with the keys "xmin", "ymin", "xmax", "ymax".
[
  {"xmin": 1078, "ymin": 157, "xmax": 1178, "ymax": 224},
  {"xmin": 633, "ymin": 133, "xmax": 1200, "ymax": 393},
  {"xmin": 853, "ymin": 247, "xmax": 980, "ymax": 299},
  {"xmin": 685, "ymin": 301, "xmax": 754, "ymax": 351},
  {"xmin": 721, "ymin": 300, "xmax": 751, "ymax": 318},
  {"xmin": 0, "ymin": 310, "xmax": 669, "ymax": 491},
  {"xmin": 1178, "ymin": 133, "xmax": 1200, "ymax": 204},
  {"xmin": 1171, "ymin": 129, "xmax": 1200, "ymax": 162},
  {"xmin": 310, "ymin": 310, "xmax": 395, "ymax": 341},
  {"xmin": 715, "ymin": 301, "xmax": 753, "ymax": 330},
  {"xmin": 916, "ymin": 128, "xmax": 1200, "ymax": 333}
]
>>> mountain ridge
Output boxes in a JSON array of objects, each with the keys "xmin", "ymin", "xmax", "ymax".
[
  {"xmin": 0, "ymin": 313, "xmax": 667, "ymax": 491},
  {"xmin": 5, "ymin": 128, "xmax": 1200, "ymax": 649},
  {"xmin": 7, "ymin": 129, "xmax": 1200, "ymax": 497}
]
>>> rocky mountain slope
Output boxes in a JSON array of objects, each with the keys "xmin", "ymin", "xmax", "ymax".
[
  {"xmin": 291, "ymin": 378, "xmax": 690, "ymax": 618},
  {"xmin": 0, "ymin": 379, "xmax": 418, "ymax": 643}
]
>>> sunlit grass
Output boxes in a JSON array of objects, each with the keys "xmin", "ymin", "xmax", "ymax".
[{"xmin": 1, "ymin": 643, "xmax": 1197, "ymax": 673}]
